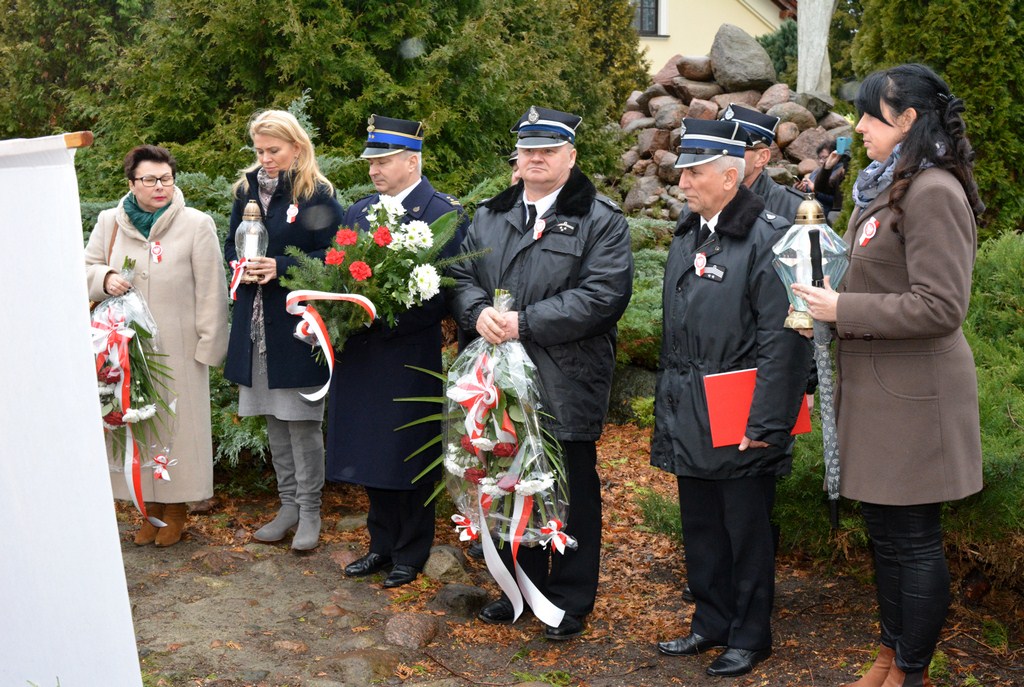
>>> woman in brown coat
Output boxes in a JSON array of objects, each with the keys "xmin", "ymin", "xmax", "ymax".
[
  {"xmin": 86, "ymin": 145, "xmax": 229, "ymax": 547},
  {"xmin": 793, "ymin": 64, "xmax": 984, "ymax": 687}
]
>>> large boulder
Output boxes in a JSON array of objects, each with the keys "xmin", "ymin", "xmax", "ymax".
[
  {"xmin": 623, "ymin": 116, "xmax": 655, "ymax": 134},
  {"xmin": 712, "ymin": 90, "xmax": 761, "ymax": 111},
  {"xmin": 710, "ymin": 24, "xmax": 777, "ymax": 92},
  {"xmin": 636, "ymin": 128, "xmax": 671, "ymax": 157},
  {"xmin": 818, "ymin": 111, "xmax": 850, "ymax": 130},
  {"xmin": 637, "ymin": 84, "xmax": 670, "ymax": 116},
  {"xmin": 657, "ymin": 151, "xmax": 682, "ymax": 186},
  {"xmin": 785, "ymin": 126, "xmax": 832, "ymax": 162},
  {"xmin": 686, "ymin": 98, "xmax": 718, "ymax": 120},
  {"xmin": 621, "ymin": 148, "xmax": 641, "ymax": 172},
  {"xmin": 624, "ymin": 176, "xmax": 665, "ymax": 213},
  {"xmin": 795, "ymin": 91, "xmax": 834, "ymax": 120},
  {"xmin": 776, "ymin": 121, "xmax": 800, "ymax": 148},
  {"xmin": 757, "ymin": 83, "xmax": 792, "ymax": 112},
  {"xmin": 653, "ymin": 55, "xmax": 686, "ymax": 89},
  {"xmin": 677, "ymin": 55, "xmax": 714, "ymax": 81},
  {"xmin": 647, "ymin": 94, "xmax": 682, "ymax": 117},
  {"xmin": 670, "ymin": 77, "xmax": 723, "ymax": 104},
  {"xmin": 620, "ymin": 110, "xmax": 647, "ymax": 129},
  {"xmin": 655, "ymin": 102, "xmax": 688, "ymax": 130},
  {"xmin": 767, "ymin": 102, "xmax": 817, "ymax": 131},
  {"xmin": 625, "ymin": 90, "xmax": 643, "ymax": 113}
]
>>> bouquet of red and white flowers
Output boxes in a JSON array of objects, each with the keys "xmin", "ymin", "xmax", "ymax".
[{"xmin": 91, "ymin": 257, "xmax": 176, "ymax": 522}]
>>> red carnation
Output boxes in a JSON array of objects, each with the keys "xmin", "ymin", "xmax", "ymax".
[
  {"xmin": 349, "ymin": 261, "xmax": 372, "ymax": 281},
  {"xmin": 460, "ymin": 435, "xmax": 478, "ymax": 455},
  {"xmin": 463, "ymin": 468, "xmax": 487, "ymax": 484},
  {"xmin": 492, "ymin": 442, "xmax": 518, "ymax": 458},
  {"xmin": 335, "ymin": 228, "xmax": 359, "ymax": 246},
  {"xmin": 103, "ymin": 410, "xmax": 125, "ymax": 427},
  {"xmin": 373, "ymin": 226, "xmax": 392, "ymax": 246},
  {"xmin": 325, "ymin": 248, "xmax": 346, "ymax": 265}
]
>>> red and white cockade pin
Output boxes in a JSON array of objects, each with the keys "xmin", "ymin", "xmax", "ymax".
[
  {"xmin": 859, "ymin": 216, "xmax": 879, "ymax": 247},
  {"xmin": 286, "ymin": 203, "xmax": 299, "ymax": 224},
  {"xmin": 694, "ymin": 252, "xmax": 707, "ymax": 276},
  {"xmin": 150, "ymin": 241, "xmax": 163, "ymax": 263},
  {"xmin": 532, "ymin": 217, "xmax": 546, "ymax": 241}
]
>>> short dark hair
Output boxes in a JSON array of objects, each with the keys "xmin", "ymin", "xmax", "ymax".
[
  {"xmin": 816, "ymin": 141, "xmax": 833, "ymax": 156},
  {"xmin": 124, "ymin": 145, "xmax": 177, "ymax": 180}
]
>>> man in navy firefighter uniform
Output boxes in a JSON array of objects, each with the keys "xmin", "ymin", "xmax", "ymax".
[
  {"xmin": 449, "ymin": 106, "xmax": 633, "ymax": 640},
  {"xmin": 326, "ymin": 115, "xmax": 466, "ymax": 588},
  {"xmin": 651, "ymin": 119, "xmax": 809, "ymax": 677}
]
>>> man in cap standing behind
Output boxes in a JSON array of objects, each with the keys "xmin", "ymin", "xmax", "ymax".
[
  {"xmin": 328, "ymin": 115, "xmax": 466, "ymax": 588},
  {"xmin": 722, "ymin": 103, "xmax": 806, "ymax": 222},
  {"xmin": 651, "ymin": 119, "xmax": 809, "ymax": 676},
  {"xmin": 449, "ymin": 106, "xmax": 633, "ymax": 640}
]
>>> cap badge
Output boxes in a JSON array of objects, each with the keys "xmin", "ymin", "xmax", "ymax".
[
  {"xmin": 366, "ymin": 114, "xmax": 376, "ymax": 133},
  {"xmin": 723, "ymin": 106, "xmax": 734, "ymax": 120},
  {"xmin": 528, "ymin": 106, "xmax": 540, "ymax": 124}
]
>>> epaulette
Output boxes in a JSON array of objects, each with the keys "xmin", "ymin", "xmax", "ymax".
[
  {"xmin": 438, "ymin": 193, "xmax": 462, "ymax": 207},
  {"xmin": 783, "ymin": 184, "xmax": 808, "ymax": 199},
  {"xmin": 595, "ymin": 194, "xmax": 623, "ymax": 214},
  {"xmin": 760, "ymin": 210, "xmax": 792, "ymax": 230}
]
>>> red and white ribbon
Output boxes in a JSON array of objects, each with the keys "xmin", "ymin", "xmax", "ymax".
[
  {"xmin": 451, "ymin": 513, "xmax": 478, "ymax": 541},
  {"xmin": 694, "ymin": 252, "xmax": 707, "ymax": 277},
  {"xmin": 859, "ymin": 216, "xmax": 879, "ymax": 247},
  {"xmin": 228, "ymin": 259, "xmax": 250, "ymax": 300},
  {"xmin": 284, "ymin": 289, "xmax": 376, "ymax": 401},
  {"xmin": 151, "ymin": 454, "xmax": 172, "ymax": 481},
  {"xmin": 540, "ymin": 519, "xmax": 577, "ymax": 554},
  {"xmin": 447, "ymin": 353, "xmax": 500, "ymax": 443}
]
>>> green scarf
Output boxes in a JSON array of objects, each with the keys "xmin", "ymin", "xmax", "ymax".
[{"xmin": 123, "ymin": 193, "xmax": 169, "ymax": 238}]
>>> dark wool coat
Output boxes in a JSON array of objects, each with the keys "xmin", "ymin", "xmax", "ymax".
[
  {"xmin": 650, "ymin": 185, "xmax": 811, "ymax": 479},
  {"xmin": 223, "ymin": 171, "xmax": 344, "ymax": 389},
  {"xmin": 325, "ymin": 177, "xmax": 467, "ymax": 490},
  {"xmin": 448, "ymin": 167, "xmax": 634, "ymax": 441},
  {"xmin": 835, "ymin": 167, "xmax": 982, "ymax": 505}
]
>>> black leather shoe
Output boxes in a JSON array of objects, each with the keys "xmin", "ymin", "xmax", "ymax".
[
  {"xmin": 706, "ymin": 647, "xmax": 772, "ymax": 677},
  {"xmin": 344, "ymin": 552, "xmax": 392, "ymax": 577},
  {"xmin": 681, "ymin": 583, "xmax": 695, "ymax": 602},
  {"xmin": 478, "ymin": 597, "xmax": 516, "ymax": 625},
  {"xmin": 545, "ymin": 615, "xmax": 584, "ymax": 641},
  {"xmin": 657, "ymin": 632, "xmax": 726, "ymax": 656},
  {"xmin": 382, "ymin": 564, "xmax": 418, "ymax": 588},
  {"xmin": 467, "ymin": 541, "xmax": 484, "ymax": 559}
]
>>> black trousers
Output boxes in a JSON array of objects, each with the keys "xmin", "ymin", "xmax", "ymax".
[
  {"xmin": 495, "ymin": 440, "xmax": 602, "ymax": 619},
  {"xmin": 861, "ymin": 501, "xmax": 950, "ymax": 673},
  {"xmin": 365, "ymin": 480, "xmax": 436, "ymax": 569},
  {"xmin": 677, "ymin": 474, "xmax": 776, "ymax": 650}
]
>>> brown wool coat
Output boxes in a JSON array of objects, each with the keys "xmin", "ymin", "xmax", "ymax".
[
  {"xmin": 835, "ymin": 167, "xmax": 983, "ymax": 506},
  {"xmin": 86, "ymin": 188, "xmax": 229, "ymax": 503}
]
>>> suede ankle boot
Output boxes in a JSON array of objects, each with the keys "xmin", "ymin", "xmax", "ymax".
[
  {"xmin": 134, "ymin": 503, "xmax": 165, "ymax": 545},
  {"xmin": 881, "ymin": 665, "xmax": 928, "ymax": 687},
  {"xmin": 253, "ymin": 505, "xmax": 299, "ymax": 542},
  {"xmin": 844, "ymin": 645, "xmax": 896, "ymax": 687},
  {"xmin": 155, "ymin": 502, "xmax": 187, "ymax": 547},
  {"xmin": 291, "ymin": 512, "xmax": 321, "ymax": 551}
]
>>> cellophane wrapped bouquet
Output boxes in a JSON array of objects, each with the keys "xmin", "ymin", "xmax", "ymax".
[
  {"xmin": 91, "ymin": 258, "xmax": 177, "ymax": 502},
  {"xmin": 443, "ymin": 290, "xmax": 575, "ymax": 552}
]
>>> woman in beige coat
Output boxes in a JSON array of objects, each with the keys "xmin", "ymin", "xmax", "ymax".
[
  {"xmin": 86, "ymin": 145, "xmax": 229, "ymax": 547},
  {"xmin": 794, "ymin": 64, "xmax": 984, "ymax": 687}
]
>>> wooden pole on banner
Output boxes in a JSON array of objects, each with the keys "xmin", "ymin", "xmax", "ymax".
[{"xmin": 64, "ymin": 131, "xmax": 94, "ymax": 149}]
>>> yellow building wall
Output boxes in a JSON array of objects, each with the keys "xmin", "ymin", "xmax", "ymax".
[{"xmin": 640, "ymin": 0, "xmax": 786, "ymax": 74}]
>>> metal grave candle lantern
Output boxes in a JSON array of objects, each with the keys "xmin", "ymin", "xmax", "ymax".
[
  {"xmin": 234, "ymin": 200, "xmax": 268, "ymax": 282},
  {"xmin": 771, "ymin": 196, "xmax": 850, "ymax": 329}
]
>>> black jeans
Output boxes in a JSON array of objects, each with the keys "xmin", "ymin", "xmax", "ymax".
[{"xmin": 861, "ymin": 501, "xmax": 950, "ymax": 673}]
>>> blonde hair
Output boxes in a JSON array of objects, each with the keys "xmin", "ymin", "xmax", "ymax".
[{"xmin": 233, "ymin": 109, "xmax": 333, "ymax": 202}]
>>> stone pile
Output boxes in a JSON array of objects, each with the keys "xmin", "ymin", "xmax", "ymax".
[{"xmin": 619, "ymin": 23, "xmax": 853, "ymax": 220}]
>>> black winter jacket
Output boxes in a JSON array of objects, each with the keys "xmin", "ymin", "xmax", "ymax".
[
  {"xmin": 650, "ymin": 184, "xmax": 810, "ymax": 479},
  {"xmin": 449, "ymin": 167, "xmax": 634, "ymax": 441}
]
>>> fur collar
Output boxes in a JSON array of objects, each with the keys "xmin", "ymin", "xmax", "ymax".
[
  {"xmin": 676, "ymin": 184, "xmax": 766, "ymax": 239},
  {"xmin": 484, "ymin": 166, "xmax": 597, "ymax": 217}
]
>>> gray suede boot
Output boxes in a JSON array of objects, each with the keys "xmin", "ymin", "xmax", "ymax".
[
  {"xmin": 289, "ymin": 419, "xmax": 325, "ymax": 551},
  {"xmin": 254, "ymin": 417, "xmax": 301, "ymax": 543}
]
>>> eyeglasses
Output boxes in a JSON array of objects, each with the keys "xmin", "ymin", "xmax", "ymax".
[{"xmin": 132, "ymin": 174, "xmax": 175, "ymax": 187}]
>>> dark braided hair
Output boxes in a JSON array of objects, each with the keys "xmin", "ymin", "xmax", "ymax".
[{"xmin": 855, "ymin": 63, "xmax": 984, "ymax": 237}]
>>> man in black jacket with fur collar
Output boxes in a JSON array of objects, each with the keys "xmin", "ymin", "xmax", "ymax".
[
  {"xmin": 449, "ymin": 106, "xmax": 633, "ymax": 641},
  {"xmin": 652, "ymin": 118, "xmax": 809, "ymax": 677}
]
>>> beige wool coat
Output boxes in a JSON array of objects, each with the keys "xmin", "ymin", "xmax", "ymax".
[
  {"xmin": 86, "ymin": 187, "xmax": 229, "ymax": 503},
  {"xmin": 835, "ymin": 167, "xmax": 983, "ymax": 506}
]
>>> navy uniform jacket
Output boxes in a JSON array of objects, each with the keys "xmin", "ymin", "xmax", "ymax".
[
  {"xmin": 223, "ymin": 171, "xmax": 344, "ymax": 389},
  {"xmin": 325, "ymin": 177, "xmax": 466, "ymax": 489},
  {"xmin": 749, "ymin": 170, "xmax": 806, "ymax": 223}
]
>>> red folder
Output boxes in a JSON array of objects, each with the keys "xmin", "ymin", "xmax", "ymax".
[{"xmin": 703, "ymin": 368, "xmax": 812, "ymax": 448}]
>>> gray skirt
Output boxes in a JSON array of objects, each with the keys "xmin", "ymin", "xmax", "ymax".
[{"xmin": 238, "ymin": 353, "xmax": 325, "ymax": 422}]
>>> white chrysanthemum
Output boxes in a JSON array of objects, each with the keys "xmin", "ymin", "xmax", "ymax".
[
  {"xmin": 410, "ymin": 264, "xmax": 441, "ymax": 301},
  {"xmin": 445, "ymin": 444, "xmax": 481, "ymax": 473},
  {"xmin": 98, "ymin": 382, "xmax": 115, "ymax": 397},
  {"xmin": 368, "ymin": 194, "xmax": 406, "ymax": 225},
  {"xmin": 471, "ymin": 436, "xmax": 496, "ymax": 452},
  {"xmin": 479, "ymin": 477, "xmax": 512, "ymax": 498},
  {"xmin": 514, "ymin": 472, "xmax": 555, "ymax": 496},
  {"xmin": 122, "ymin": 404, "xmax": 157, "ymax": 423},
  {"xmin": 400, "ymin": 220, "xmax": 433, "ymax": 250}
]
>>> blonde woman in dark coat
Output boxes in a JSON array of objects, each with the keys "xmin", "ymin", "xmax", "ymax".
[{"xmin": 794, "ymin": 64, "xmax": 984, "ymax": 687}]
